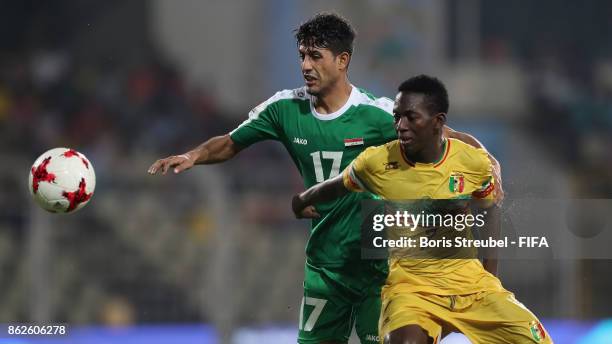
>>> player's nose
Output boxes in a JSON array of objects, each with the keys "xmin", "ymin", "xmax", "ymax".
[
  {"xmin": 301, "ymin": 57, "xmax": 313, "ymax": 71},
  {"xmin": 396, "ymin": 116, "xmax": 410, "ymax": 130}
]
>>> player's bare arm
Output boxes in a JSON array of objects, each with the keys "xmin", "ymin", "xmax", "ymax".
[
  {"xmin": 444, "ymin": 126, "xmax": 504, "ymax": 204},
  {"xmin": 292, "ymin": 174, "xmax": 348, "ymax": 219},
  {"xmin": 148, "ymin": 134, "xmax": 243, "ymax": 175}
]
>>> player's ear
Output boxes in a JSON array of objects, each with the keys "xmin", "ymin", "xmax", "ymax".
[
  {"xmin": 435, "ymin": 113, "xmax": 447, "ymax": 130},
  {"xmin": 337, "ymin": 52, "xmax": 350, "ymax": 70}
]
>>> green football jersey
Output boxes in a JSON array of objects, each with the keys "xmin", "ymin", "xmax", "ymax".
[{"xmin": 230, "ymin": 86, "xmax": 396, "ymax": 267}]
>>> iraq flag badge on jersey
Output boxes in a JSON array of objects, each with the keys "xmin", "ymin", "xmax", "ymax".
[{"xmin": 344, "ymin": 138, "xmax": 364, "ymax": 147}]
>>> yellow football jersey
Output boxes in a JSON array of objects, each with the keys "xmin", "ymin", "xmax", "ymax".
[{"xmin": 342, "ymin": 138, "xmax": 502, "ymax": 295}]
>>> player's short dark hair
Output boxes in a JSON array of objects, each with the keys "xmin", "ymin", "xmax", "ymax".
[
  {"xmin": 398, "ymin": 75, "xmax": 449, "ymax": 115},
  {"xmin": 294, "ymin": 12, "xmax": 356, "ymax": 56}
]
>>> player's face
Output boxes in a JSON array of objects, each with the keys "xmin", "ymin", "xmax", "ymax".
[
  {"xmin": 393, "ymin": 92, "xmax": 445, "ymax": 155},
  {"xmin": 299, "ymin": 45, "xmax": 342, "ymax": 96}
]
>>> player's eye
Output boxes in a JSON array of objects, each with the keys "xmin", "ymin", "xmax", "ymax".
[{"xmin": 407, "ymin": 112, "xmax": 419, "ymax": 121}]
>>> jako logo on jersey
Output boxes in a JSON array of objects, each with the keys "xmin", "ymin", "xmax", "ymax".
[
  {"xmin": 364, "ymin": 334, "xmax": 380, "ymax": 342},
  {"xmin": 344, "ymin": 138, "xmax": 364, "ymax": 147},
  {"xmin": 293, "ymin": 137, "xmax": 308, "ymax": 145},
  {"xmin": 384, "ymin": 161, "xmax": 399, "ymax": 170},
  {"xmin": 449, "ymin": 173, "xmax": 465, "ymax": 193}
]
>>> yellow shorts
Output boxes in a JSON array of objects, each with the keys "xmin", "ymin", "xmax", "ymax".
[{"xmin": 379, "ymin": 289, "xmax": 553, "ymax": 344}]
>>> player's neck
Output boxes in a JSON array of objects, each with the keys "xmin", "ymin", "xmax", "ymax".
[
  {"xmin": 312, "ymin": 78, "xmax": 352, "ymax": 114},
  {"xmin": 404, "ymin": 137, "xmax": 445, "ymax": 164}
]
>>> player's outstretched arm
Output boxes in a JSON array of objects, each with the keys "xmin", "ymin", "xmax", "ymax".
[
  {"xmin": 444, "ymin": 126, "xmax": 505, "ymax": 205},
  {"xmin": 292, "ymin": 174, "xmax": 349, "ymax": 219},
  {"xmin": 148, "ymin": 134, "xmax": 243, "ymax": 175}
]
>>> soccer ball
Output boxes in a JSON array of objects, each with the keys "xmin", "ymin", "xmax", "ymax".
[{"xmin": 28, "ymin": 148, "xmax": 96, "ymax": 213}]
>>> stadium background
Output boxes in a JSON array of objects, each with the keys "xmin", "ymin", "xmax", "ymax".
[{"xmin": 1, "ymin": 0, "xmax": 611, "ymax": 343}]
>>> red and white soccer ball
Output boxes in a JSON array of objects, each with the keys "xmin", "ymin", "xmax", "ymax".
[{"xmin": 28, "ymin": 148, "xmax": 96, "ymax": 213}]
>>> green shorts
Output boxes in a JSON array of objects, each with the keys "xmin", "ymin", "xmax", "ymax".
[{"xmin": 298, "ymin": 261, "xmax": 387, "ymax": 344}]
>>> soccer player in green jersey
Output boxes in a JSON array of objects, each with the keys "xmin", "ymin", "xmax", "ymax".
[{"xmin": 148, "ymin": 13, "xmax": 501, "ymax": 344}]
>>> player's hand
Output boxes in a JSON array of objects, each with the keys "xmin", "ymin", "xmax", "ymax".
[
  {"xmin": 148, "ymin": 152, "xmax": 196, "ymax": 175},
  {"xmin": 292, "ymin": 194, "xmax": 320, "ymax": 219}
]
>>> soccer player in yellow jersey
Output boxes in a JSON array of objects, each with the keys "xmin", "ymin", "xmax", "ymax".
[{"xmin": 292, "ymin": 75, "xmax": 552, "ymax": 344}]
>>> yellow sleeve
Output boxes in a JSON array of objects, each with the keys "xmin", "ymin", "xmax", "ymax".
[
  {"xmin": 342, "ymin": 148, "xmax": 374, "ymax": 193},
  {"xmin": 471, "ymin": 149, "xmax": 495, "ymax": 200}
]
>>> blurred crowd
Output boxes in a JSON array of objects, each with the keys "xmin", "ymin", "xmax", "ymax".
[
  {"xmin": 0, "ymin": 45, "xmax": 302, "ymax": 326},
  {"xmin": 0, "ymin": 50, "xmax": 232, "ymax": 168},
  {"xmin": 528, "ymin": 55, "xmax": 612, "ymax": 197}
]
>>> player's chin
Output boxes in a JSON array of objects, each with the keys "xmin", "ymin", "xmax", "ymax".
[
  {"xmin": 401, "ymin": 142, "xmax": 420, "ymax": 155},
  {"xmin": 305, "ymin": 85, "xmax": 320, "ymax": 96}
]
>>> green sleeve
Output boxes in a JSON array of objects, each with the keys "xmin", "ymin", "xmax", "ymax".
[
  {"xmin": 380, "ymin": 114, "xmax": 397, "ymax": 143},
  {"xmin": 230, "ymin": 97, "xmax": 281, "ymax": 147},
  {"xmin": 364, "ymin": 97, "xmax": 397, "ymax": 145}
]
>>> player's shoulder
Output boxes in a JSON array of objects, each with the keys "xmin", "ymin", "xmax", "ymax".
[
  {"xmin": 359, "ymin": 140, "xmax": 398, "ymax": 164},
  {"xmin": 449, "ymin": 137, "xmax": 487, "ymax": 156},
  {"xmin": 266, "ymin": 87, "xmax": 310, "ymax": 104},
  {"xmin": 249, "ymin": 87, "xmax": 310, "ymax": 117},
  {"xmin": 448, "ymin": 138, "xmax": 490, "ymax": 172},
  {"xmin": 352, "ymin": 87, "xmax": 394, "ymax": 116}
]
